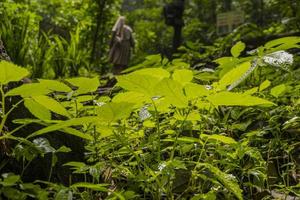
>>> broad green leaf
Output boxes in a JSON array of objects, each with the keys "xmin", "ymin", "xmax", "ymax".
[
  {"xmin": 163, "ymin": 137, "xmax": 202, "ymax": 144},
  {"xmin": 66, "ymin": 77, "xmax": 99, "ymax": 94},
  {"xmin": 38, "ymin": 79, "xmax": 72, "ymax": 92},
  {"xmin": 201, "ymin": 134, "xmax": 237, "ymax": 144},
  {"xmin": 172, "ymin": 69, "xmax": 193, "ymax": 85},
  {"xmin": 231, "ymin": 41, "xmax": 246, "ymax": 58},
  {"xmin": 270, "ymin": 84, "xmax": 286, "ymax": 98},
  {"xmin": 97, "ymin": 102, "xmax": 134, "ymax": 122},
  {"xmin": 265, "ymin": 37, "xmax": 300, "ymax": 49},
  {"xmin": 154, "ymin": 78, "xmax": 188, "ymax": 108},
  {"xmin": 71, "ymin": 182, "xmax": 108, "ymax": 192},
  {"xmin": 62, "ymin": 127, "xmax": 93, "ymax": 140},
  {"xmin": 63, "ymin": 162, "xmax": 86, "ymax": 169},
  {"xmin": 243, "ymin": 87, "xmax": 258, "ymax": 95},
  {"xmin": 185, "ymin": 83, "xmax": 210, "ymax": 99},
  {"xmin": 117, "ymin": 73, "xmax": 160, "ymax": 96},
  {"xmin": 134, "ymin": 68, "xmax": 170, "ymax": 79},
  {"xmin": 32, "ymin": 96, "xmax": 71, "ymax": 118},
  {"xmin": 259, "ymin": 80, "xmax": 271, "ymax": 91},
  {"xmin": 207, "ymin": 92, "xmax": 274, "ymax": 106},
  {"xmin": 6, "ymin": 83, "xmax": 51, "ymax": 97},
  {"xmin": 198, "ymin": 163, "xmax": 243, "ymax": 200},
  {"xmin": 217, "ymin": 62, "xmax": 251, "ymax": 91},
  {"xmin": 27, "ymin": 117, "xmax": 98, "ymax": 138},
  {"xmin": 0, "ymin": 61, "xmax": 29, "ymax": 84},
  {"xmin": 24, "ymin": 98, "xmax": 51, "ymax": 120},
  {"xmin": 112, "ymin": 91, "xmax": 149, "ymax": 108},
  {"xmin": 0, "ymin": 174, "xmax": 20, "ymax": 187}
]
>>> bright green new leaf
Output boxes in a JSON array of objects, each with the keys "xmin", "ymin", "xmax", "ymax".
[
  {"xmin": 265, "ymin": 37, "xmax": 300, "ymax": 50},
  {"xmin": 24, "ymin": 98, "xmax": 51, "ymax": 121},
  {"xmin": 207, "ymin": 92, "xmax": 274, "ymax": 106},
  {"xmin": 6, "ymin": 83, "xmax": 51, "ymax": 97},
  {"xmin": 97, "ymin": 102, "xmax": 134, "ymax": 122},
  {"xmin": 71, "ymin": 182, "xmax": 108, "ymax": 192},
  {"xmin": 184, "ymin": 83, "xmax": 210, "ymax": 99},
  {"xmin": 270, "ymin": 84, "xmax": 286, "ymax": 98},
  {"xmin": 62, "ymin": 127, "xmax": 93, "ymax": 140},
  {"xmin": 28, "ymin": 117, "xmax": 98, "ymax": 139},
  {"xmin": 38, "ymin": 79, "xmax": 72, "ymax": 92},
  {"xmin": 172, "ymin": 69, "xmax": 193, "ymax": 85},
  {"xmin": 0, "ymin": 61, "xmax": 29, "ymax": 84},
  {"xmin": 117, "ymin": 73, "xmax": 160, "ymax": 97},
  {"xmin": 134, "ymin": 68, "xmax": 170, "ymax": 79},
  {"xmin": 231, "ymin": 41, "xmax": 246, "ymax": 58},
  {"xmin": 32, "ymin": 95, "xmax": 71, "ymax": 118},
  {"xmin": 201, "ymin": 134, "xmax": 237, "ymax": 144},
  {"xmin": 112, "ymin": 91, "xmax": 149, "ymax": 108},
  {"xmin": 259, "ymin": 80, "xmax": 271, "ymax": 91},
  {"xmin": 243, "ymin": 87, "xmax": 258, "ymax": 95},
  {"xmin": 217, "ymin": 62, "xmax": 252, "ymax": 90},
  {"xmin": 66, "ymin": 77, "xmax": 99, "ymax": 94},
  {"xmin": 155, "ymin": 78, "xmax": 188, "ymax": 108}
]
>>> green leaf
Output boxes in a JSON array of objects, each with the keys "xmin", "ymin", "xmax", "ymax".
[
  {"xmin": 71, "ymin": 182, "xmax": 108, "ymax": 192},
  {"xmin": 56, "ymin": 146, "xmax": 72, "ymax": 153},
  {"xmin": 217, "ymin": 62, "xmax": 251, "ymax": 90},
  {"xmin": 154, "ymin": 78, "xmax": 188, "ymax": 108},
  {"xmin": 6, "ymin": 83, "xmax": 51, "ymax": 97},
  {"xmin": 32, "ymin": 95, "xmax": 71, "ymax": 118},
  {"xmin": 207, "ymin": 92, "xmax": 274, "ymax": 106},
  {"xmin": 270, "ymin": 84, "xmax": 286, "ymax": 98},
  {"xmin": 38, "ymin": 79, "xmax": 72, "ymax": 93},
  {"xmin": 62, "ymin": 127, "xmax": 93, "ymax": 140},
  {"xmin": 116, "ymin": 73, "xmax": 160, "ymax": 97},
  {"xmin": 172, "ymin": 69, "xmax": 193, "ymax": 86},
  {"xmin": 27, "ymin": 117, "xmax": 98, "ymax": 139},
  {"xmin": 24, "ymin": 98, "xmax": 51, "ymax": 120},
  {"xmin": 265, "ymin": 37, "xmax": 300, "ymax": 51},
  {"xmin": 243, "ymin": 87, "xmax": 258, "ymax": 95},
  {"xmin": 259, "ymin": 80, "xmax": 271, "ymax": 91},
  {"xmin": 1, "ymin": 173, "xmax": 20, "ymax": 187},
  {"xmin": 66, "ymin": 77, "xmax": 99, "ymax": 94},
  {"xmin": 134, "ymin": 68, "xmax": 170, "ymax": 79},
  {"xmin": 0, "ymin": 61, "xmax": 29, "ymax": 84},
  {"xmin": 112, "ymin": 91, "xmax": 149, "ymax": 108},
  {"xmin": 185, "ymin": 83, "xmax": 210, "ymax": 99},
  {"xmin": 231, "ymin": 41, "xmax": 246, "ymax": 58},
  {"xmin": 97, "ymin": 102, "xmax": 134, "ymax": 122},
  {"xmin": 201, "ymin": 134, "xmax": 237, "ymax": 144},
  {"xmin": 198, "ymin": 163, "xmax": 243, "ymax": 200}
]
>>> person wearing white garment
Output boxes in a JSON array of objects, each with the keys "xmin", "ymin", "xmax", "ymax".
[{"xmin": 108, "ymin": 16, "xmax": 135, "ymax": 74}]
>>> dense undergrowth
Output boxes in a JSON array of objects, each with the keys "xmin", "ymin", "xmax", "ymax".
[{"xmin": 1, "ymin": 36, "xmax": 300, "ymax": 199}]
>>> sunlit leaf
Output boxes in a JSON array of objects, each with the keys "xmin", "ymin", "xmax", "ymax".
[
  {"xmin": 207, "ymin": 92, "xmax": 274, "ymax": 106},
  {"xmin": 32, "ymin": 95, "xmax": 71, "ymax": 118},
  {"xmin": 172, "ymin": 69, "xmax": 193, "ymax": 86},
  {"xmin": 66, "ymin": 77, "xmax": 99, "ymax": 94},
  {"xmin": 154, "ymin": 78, "xmax": 188, "ymax": 108},
  {"xmin": 24, "ymin": 98, "xmax": 51, "ymax": 120},
  {"xmin": 0, "ymin": 61, "xmax": 29, "ymax": 84},
  {"xmin": 231, "ymin": 41, "xmax": 246, "ymax": 58}
]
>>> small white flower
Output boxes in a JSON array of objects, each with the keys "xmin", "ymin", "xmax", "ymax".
[
  {"xmin": 201, "ymin": 68, "xmax": 215, "ymax": 73},
  {"xmin": 263, "ymin": 50, "xmax": 293, "ymax": 68},
  {"xmin": 139, "ymin": 105, "xmax": 151, "ymax": 121},
  {"xmin": 93, "ymin": 100, "xmax": 105, "ymax": 107},
  {"xmin": 205, "ymin": 85, "xmax": 213, "ymax": 90},
  {"xmin": 158, "ymin": 162, "xmax": 167, "ymax": 171}
]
